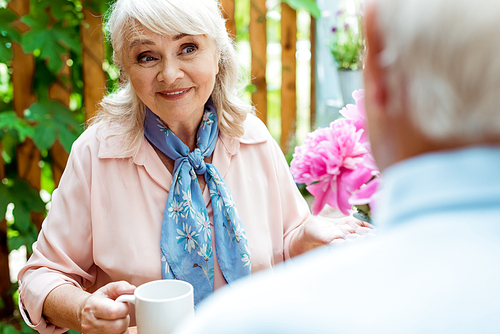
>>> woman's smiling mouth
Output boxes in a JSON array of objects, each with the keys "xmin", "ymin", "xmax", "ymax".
[{"xmin": 158, "ymin": 88, "xmax": 192, "ymax": 100}]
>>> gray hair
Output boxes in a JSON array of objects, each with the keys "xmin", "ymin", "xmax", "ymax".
[
  {"xmin": 372, "ymin": 0, "xmax": 500, "ymax": 143},
  {"xmin": 94, "ymin": 0, "xmax": 252, "ymax": 156}
]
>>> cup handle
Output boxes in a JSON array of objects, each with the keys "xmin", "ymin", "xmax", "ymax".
[{"xmin": 116, "ymin": 294, "xmax": 136, "ymax": 304}]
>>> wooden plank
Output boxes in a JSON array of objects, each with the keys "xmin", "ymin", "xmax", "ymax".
[
  {"xmin": 49, "ymin": 54, "xmax": 71, "ymax": 186},
  {"xmin": 280, "ymin": 3, "xmax": 297, "ymax": 153},
  {"xmin": 250, "ymin": 0, "xmax": 267, "ymax": 124},
  {"xmin": 310, "ymin": 17, "xmax": 317, "ymax": 129},
  {"xmin": 81, "ymin": 5, "xmax": 106, "ymax": 122},
  {"xmin": 220, "ymin": 0, "xmax": 236, "ymax": 39}
]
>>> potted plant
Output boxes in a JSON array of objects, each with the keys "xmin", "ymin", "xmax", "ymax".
[{"xmin": 328, "ymin": 3, "xmax": 364, "ymax": 105}]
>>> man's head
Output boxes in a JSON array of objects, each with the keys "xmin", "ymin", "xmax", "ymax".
[{"xmin": 363, "ymin": 0, "xmax": 500, "ymax": 170}]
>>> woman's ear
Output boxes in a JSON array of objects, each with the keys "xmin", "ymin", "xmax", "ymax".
[{"xmin": 363, "ymin": 2, "xmax": 389, "ymax": 111}]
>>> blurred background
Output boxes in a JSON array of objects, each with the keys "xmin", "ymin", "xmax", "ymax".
[{"xmin": 0, "ymin": 0, "xmax": 364, "ymax": 332}]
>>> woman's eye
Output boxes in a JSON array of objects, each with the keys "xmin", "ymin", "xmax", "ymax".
[
  {"xmin": 137, "ymin": 54, "xmax": 157, "ymax": 63},
  {"xmin": 182, "ymin": 45, "xmax": 197, "ymax": 54}
]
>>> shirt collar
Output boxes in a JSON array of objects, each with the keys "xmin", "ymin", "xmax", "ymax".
[
  {"xmin": 373, "ymin": 146, "xmax": 500, "ymax": 231},
  {"xmin": 97, "ymin": 113, "xmax": 268, "ymax": 161},
  {"xmin": 217, "ymin": 113, "xmax": 268, "ymax": 156}
]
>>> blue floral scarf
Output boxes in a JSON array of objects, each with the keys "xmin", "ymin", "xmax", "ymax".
[{"xmin": 143, "ymin": 102, "xmax": 252, "ymax": 304}]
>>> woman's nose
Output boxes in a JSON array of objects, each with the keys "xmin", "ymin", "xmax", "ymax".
[{"xmin": 157, "ymin": 59, "xmax": 184, "ymax": 84}]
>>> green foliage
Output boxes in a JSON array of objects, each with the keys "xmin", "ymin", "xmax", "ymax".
[
  {"xmin": 354, "ymin": 204, "xmax": 371, "ymax": 224},
  {"xmin": 0, "ymin": 112, "xmax": 33, "ymax": 142},
  {"xmin": 0, "ymin": 0, "xmax": 110, "ymax": 330},
  {"xmin": 25, "ymin": 101, "xmax": 83, "ymax": 152},
  {"xmin": 328, "ymin": 10, "xmax": 364, "ymax": 71},
  {"xmin": 0, "ymin": 321, "xmax": 37, "ymax": 334},
  {"xmin": 0, "ymin": 176, "xmax": 45, "ymax": 252},
  {"xmin": 0, "ymin": 8, "xmax": 20, "ymax": 62},
  {"xmin": 20, "ymin": 0, "xmax": 82, "ymax": 74},
  {"xmin": 282, "ymin": 0, "xmax": 321, "ymax": 19}
]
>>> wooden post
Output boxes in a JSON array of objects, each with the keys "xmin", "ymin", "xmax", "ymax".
[
  {"xmin": 220, "ymin": 0, "xmax": 236, "ymax": 39},
  {"xmin": 280, "ymin": 3, "xmax": 297, "ymax": 154},
  {"xmin": 250, "ymin": 0, "xmax": 267, "ymax": 124},
  {"xmin": 310, "ymin": 17, "xmax": 317, "ymax": 129},
  {"xmin": 49, "ymin": 55, "xmax": 71, "ymax": 186},
  {"xmin": 81, "ymin": 3, "xmax": 106, "ymax": 122}
]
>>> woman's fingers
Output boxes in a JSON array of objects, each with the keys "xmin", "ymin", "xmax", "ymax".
[
  {"xmin": 81, "ymin": 296, "xmax": 130, "ymax": 333},
  {"xmin": 80, "ymin": 281, "xmax": 135, "ymax": 333},
  {"xmin": 81, "ymin": 314, "xmax": 130, "ymax": 334},
  {"xmin": 99, "ymin": 281, "xmax": 136, "ymax": 300},
  {"xmin": 336, "ymin": 223, "xmax": 356, "ymax": 234},
  {"xmin": 354, "ymin": 226, "xmax": 373, "ymax": 235},
  {"xmin": 87, "ymin": 296, "xmax": 129, "ymax": 320}
]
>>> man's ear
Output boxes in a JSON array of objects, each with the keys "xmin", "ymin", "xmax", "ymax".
[{"xmin": 364, "ymin": 2, "xmax": 389, "ymax": 111}]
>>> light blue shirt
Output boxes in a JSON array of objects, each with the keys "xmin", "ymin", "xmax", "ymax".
[{"xmin": 179, "ymin": 147, "xmax": 500, "ymax": 334}]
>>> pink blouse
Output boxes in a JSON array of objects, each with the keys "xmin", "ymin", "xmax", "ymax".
[{"xmin": 18, "ymin": 114, "xmax": 310, "ymax": 333}]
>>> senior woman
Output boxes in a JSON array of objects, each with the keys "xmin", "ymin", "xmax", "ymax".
[{"xmin": 18, "ymin": 0, "xmax": 368, "ymax": 333}]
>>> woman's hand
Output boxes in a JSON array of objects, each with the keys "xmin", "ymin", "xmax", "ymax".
[
  {"xmin": 43, "ymin": 281, "xmax": 136, "ymax": 334},
  {"xmin": 289, "ymin": 206, "xmax": 374, "ymax": 257},
  {"xmin": 79, "ymin": 281, "xmax": 136, "ymax": 334}
]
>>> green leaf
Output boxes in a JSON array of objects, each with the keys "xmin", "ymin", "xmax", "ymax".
[
  {"xmin": 66, "ymin": 330, "xmax": 81, "ymax": 334},
  {"xmin": 0, "ymin": 111, "xmax": 34, "ymax": 141},
  {"xmin": 52, "ymin": 22, "xmax": 81, "ymax": 53},
  {"xmin": 8, "ymin": 224, "xmax": 37, "ymax": 252},
  {"xmin": 49, "ymin": 0, "xmax": 80, "ymax": 21},
  {"xmin": 22, "ymin": 29, "xmax": 67, "ymax": 73},
  {"xmin": 32, "ymin": 57, "xmax": 56, "ymax": 102},
  {"xmin": 0, "ymin": 40, "xmax": 13, "ymax": 63},
  {"xmin": 2, "ymin": 324, "xmax": 20, "ymax": 334},
  {"xmin": 0, "ymin": 7, "xmax": 17, "ymax": 24},
  {"xmin": 21, "ymin": 10, "xmax": 49, "ymax": 31},
  {"xmin": 0, "ymin": 184, "xmax": 10, "ymax": 220},
  {"xmin": 282, "ymin": 0, "xmax": 321, "ymax": 19},
  {"xmin": 85, "ymin": 0, "xmax": 111, "ymax": 16},
  {"xmin": 32, "ymin": 123, "xmax": 57, "ymax": 151},
  {"xmin": 21, "ymin": 8, "xmax": 79, "ymax": 73},
  {"xmin": 26, "ymin": 101, "xmax": 83, "ymax": 152},
  {"xmin": 21, "ymin": 9, "xmax": 50, "ymax": 30},
  {"xmin": 0, "ymin": 8, "xmax": 21, "ymax": 62},
  {"xmin": 1, "ymin": 27, "xmax": 21, "ymax": 43},
  {"xmin": 0, "ymin": 177, "xmax": 44, "ymax": 236}
]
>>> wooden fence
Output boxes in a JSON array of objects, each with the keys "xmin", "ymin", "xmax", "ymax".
[{"xmin": 0, "ymin": 0, "xmax": 317, "ymax": 319}]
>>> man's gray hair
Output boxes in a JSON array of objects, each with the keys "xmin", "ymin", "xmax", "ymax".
[{"xmin": 373, "ymin": 0, "xmax": 500, "ymax": 142}]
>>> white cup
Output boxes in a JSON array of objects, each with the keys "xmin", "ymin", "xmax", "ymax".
[{"xmin": 116, "ymin": 279, "xmax": 194, "ymax": 334}]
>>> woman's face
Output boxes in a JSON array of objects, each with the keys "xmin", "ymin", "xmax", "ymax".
[{"xmin": 123, "ymin": 26, "xmax": 219, "ymax": 130}]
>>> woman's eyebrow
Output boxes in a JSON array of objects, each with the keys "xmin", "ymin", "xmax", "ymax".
[
  {"xmin": 128, "ymin": 33, "xmax": 197, "ymax": 49},
  {"xmin": 173, "ymin": 33, "xmax": 191, "ymax": 41},
  {"xmin": 129, "ymin": 39, "xmax": 156, "ymax": 49}
]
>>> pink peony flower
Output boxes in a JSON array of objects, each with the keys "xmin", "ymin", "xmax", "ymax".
[
  {"xmin": 340, "ymin": 89, "xmax": 379, "ymax": 172},
  {"xmin": 290, "ymin": 89, "xmax": 380, "ymax": 216},
  {"xmin": 340, "ymin": 89, "xmax": 368, "ymax": 142}
]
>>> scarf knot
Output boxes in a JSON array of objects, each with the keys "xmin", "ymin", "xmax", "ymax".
[{"xmin": 188, "ymin": 148, "xmax": 206, "ymax": 174}]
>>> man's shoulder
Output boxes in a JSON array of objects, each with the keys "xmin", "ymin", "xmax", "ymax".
[{"xmin": 185, "ymin": 221, "xmax": 500, "ymax": 333}]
